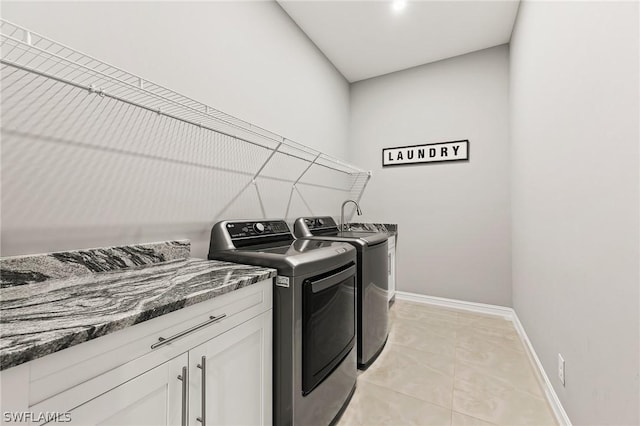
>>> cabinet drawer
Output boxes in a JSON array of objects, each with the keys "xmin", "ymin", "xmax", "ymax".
[{"xmin": 29, "ymin": 279, "xmax": 272, "ymax": 407}]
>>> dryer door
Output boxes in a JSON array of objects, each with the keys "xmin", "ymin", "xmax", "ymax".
[{"xmin": 301, "ymin": 262, "xmax": 356, "ymax": 395}]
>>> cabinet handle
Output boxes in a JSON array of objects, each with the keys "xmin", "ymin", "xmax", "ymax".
[
  {"xmin": 196, "ymin": 356, "xmax": 206, "ymax": 424},
  {"xmin": 388, "ymin": 253, "xmax": 391, "ymax": 275},
  {"xmin": 178, "ymin": 366, "xmax": 188, "ymax": 426},
  {"xmin": 151, "ymin": 314, "xmax": 227, "ymax": 349}
]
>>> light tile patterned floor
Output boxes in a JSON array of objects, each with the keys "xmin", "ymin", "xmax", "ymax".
[{"xmin": 337, "ymin": 300, "xmax": 558, "ymax": 426}]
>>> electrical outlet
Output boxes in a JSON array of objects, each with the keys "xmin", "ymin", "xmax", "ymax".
[{"xmin": 558, "ymin": 353, "xmax": 565, "ymax": 386}]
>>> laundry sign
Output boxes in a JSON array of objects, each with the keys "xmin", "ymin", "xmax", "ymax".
[{"xmin": 382, "ymin": 140, "xmax": 469, "ymax": 167}]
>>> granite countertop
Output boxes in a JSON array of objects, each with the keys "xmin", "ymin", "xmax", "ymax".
[
  {"xmin": 0, "ymin": 240, "xmax": 276, "ymax": 371},
  {"xmin": 347, "ymin": 222, "xmax": 397, "ymax": 235}
]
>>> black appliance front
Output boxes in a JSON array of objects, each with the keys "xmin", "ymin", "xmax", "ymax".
[
  {"xmin": 292, "ymin": 216, "xmax": 390, "ymax": 370},
  {"xmin": 357, "ymin": 240, "xmax": 389, "ymax": 369},
  {"xmin": 302, "ymin": 262, "xmax": 356, "ymax": 395}
]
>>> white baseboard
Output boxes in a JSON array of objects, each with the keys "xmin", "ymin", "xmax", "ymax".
[
  {"xmin": 395, "ymin": 291, "xmax": 513, "ymax": 318},
  {"xmin": 394, "ymin": 291, "xmax": 572, "ymax": 426},
  {"xmin": 511, "ymin": 312, "xmax": 572, "ymax": 426}
]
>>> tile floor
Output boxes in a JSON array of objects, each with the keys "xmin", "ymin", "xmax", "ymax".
[{"xmin": 337, "ymin": 299, "xmax": 558, "ymax": 426}]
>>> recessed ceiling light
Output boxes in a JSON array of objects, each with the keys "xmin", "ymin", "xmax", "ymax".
[{"xmin": 392, "ymin": 0, "xmax": 407, "ymax": 13}]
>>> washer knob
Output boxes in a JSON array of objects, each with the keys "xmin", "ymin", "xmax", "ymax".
[
  {"xmin": 254, "ymin": 222, "xmax": 265, "ymax": 233},
  {"xmin": 317, "ymin": 218, "xmax": 325, "ymax": 226}
]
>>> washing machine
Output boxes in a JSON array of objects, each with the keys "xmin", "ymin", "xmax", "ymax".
[
  {"xmin": 293, "ymin": 216, "xmax": 389, "ymax": 370},
  {"xmin": 208, "ymin": 219, "xmax": 357, "ymax": 426}
]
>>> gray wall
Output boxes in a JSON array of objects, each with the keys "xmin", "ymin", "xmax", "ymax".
[
  {"xmin": 349, "ymin": 45, "xmax": 511, "ymax": 307},
  {"xmin": 510, "ymin": 1, "xmax": 639, "ymax": 424},
  {"xmin": 1, "ymin": 1, "xmax": 353, "ymax": 258}
]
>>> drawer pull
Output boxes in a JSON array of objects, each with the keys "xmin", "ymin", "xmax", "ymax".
[
  {"xmin": 196, "ymin": 356, "xmax": 206, "ymax": 425},
  {"xmin": 151, "ymin": 314, "xmax": 227, "ymax": 349},
  {"xmin": 178, "ymin": 366, "xmax": 188, "ymax": 426}
]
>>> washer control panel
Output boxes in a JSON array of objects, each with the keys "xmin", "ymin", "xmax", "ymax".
[
  {"xmin": 303, "ymin": 216, "xmax": 337, "ymax": 231},
  {"xmin": 226, "ymin": 220, "xmax": 290, "ymax": 239}
]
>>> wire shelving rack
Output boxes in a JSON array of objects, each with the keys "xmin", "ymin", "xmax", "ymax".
[{"xmin": 0, "ymin": 19, "xmax": 371, "ymax": 188}]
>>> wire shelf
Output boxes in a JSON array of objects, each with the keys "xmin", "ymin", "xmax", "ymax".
[{"xmin": 0, "ymin": 19, "xmax": 370, "ymax": 179}]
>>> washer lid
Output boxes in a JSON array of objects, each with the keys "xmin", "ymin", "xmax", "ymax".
[
  {"xmin": 333, "ymin": 231, "xmax": 389, "ymax": 245},
  {"xmin": 246, "ymin": 239, "xmax": 346, "ymax": 255},
  {"xmin": 293, "ymin": 217, "xmax": 389, "ymax": 245},
  {"xmin": 209, "ymin": 239, "xmax": 356, "ymax": 276}
]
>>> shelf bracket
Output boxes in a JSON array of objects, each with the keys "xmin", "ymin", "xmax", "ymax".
[
  {"xmin": 348, "ymin": 172, "xmax": 372, "ymax": 222},
  {"xmin": 292, "ymin": 152, "xmax": 321, "ymax": 187},
  {"xmin": 252, "ymin": 140, "xmax": 284, "ymax": 182}
]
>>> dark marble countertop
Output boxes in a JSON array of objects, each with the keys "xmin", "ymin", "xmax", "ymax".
[
  {"xmin": 347, "ymin": 222, "xmax": 397, "ymax": 235},
  {"xmin": 0, "ymin": 241, "xmax": 276, "ymax": 371}
]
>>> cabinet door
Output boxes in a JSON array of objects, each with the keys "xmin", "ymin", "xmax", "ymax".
[
  {"xmin": 189, "ymin": 311, "xmax": 272, "ymax": 426},
  {"xmin": 64, "ymin": 353, "xmax": 187, "ymax": 426}
]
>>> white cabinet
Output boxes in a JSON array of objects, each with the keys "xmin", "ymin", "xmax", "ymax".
[
  {"xmin": 387, "ymin": 235, "xmax": 396, "ymax": 303},
  {"xmin": 67, "ymin": 353, "xmax": 186, "ymax": 426},
  {"xmin": 189, "ymin": 311, "xmax": 272, "ymax": 426},
  {"xmin": 66, "ymin": 311, "xmax": 272, "ymax": 426},
  {"xmin": 1, "ymin": 280, "xmax": 273, "ymax": 426}
]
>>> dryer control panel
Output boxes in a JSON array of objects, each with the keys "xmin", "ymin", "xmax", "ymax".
[
  {"xmin": 293, "ymin": 216, "xmax": 341, "ymax": 238},
  {"xmin": 302, "ymin": 216, "xmax": 337, "ymax": 231}
]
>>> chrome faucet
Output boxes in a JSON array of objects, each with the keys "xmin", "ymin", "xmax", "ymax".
[{"xmin": 340, "ymin": 200, "xmax": 363, "ymax": 232}]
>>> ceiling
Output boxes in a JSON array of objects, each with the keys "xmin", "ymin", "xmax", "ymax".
[{"xmin": 278, "ymin": 0, "xmax": 520, "ymax": 83}]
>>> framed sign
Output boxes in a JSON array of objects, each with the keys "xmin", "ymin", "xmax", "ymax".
[{"xmin": 382, "ymin": 139, "xmax": 469, "ymax": 167}]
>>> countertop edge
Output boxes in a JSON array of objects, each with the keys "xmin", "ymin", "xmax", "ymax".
[{"xmin": 0, "ymin": 267, "xmax": 276, "ymax": 371}]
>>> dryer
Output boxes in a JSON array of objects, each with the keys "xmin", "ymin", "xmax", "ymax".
[{"xmin": 293, "ymin": 216, "xmax": 389, "ymax": 370}]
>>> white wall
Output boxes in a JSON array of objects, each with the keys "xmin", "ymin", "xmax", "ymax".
[
  {"xmin": 510, "ymin": 1, "xmax": 639, "ymax": 424},
  {"xmin": 349, "ymin": 45, "xmax": 511, "ymax": 306},
  {"xmin": 0, "ymin": 1, "xmax": 351, "ymax": 258}
]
